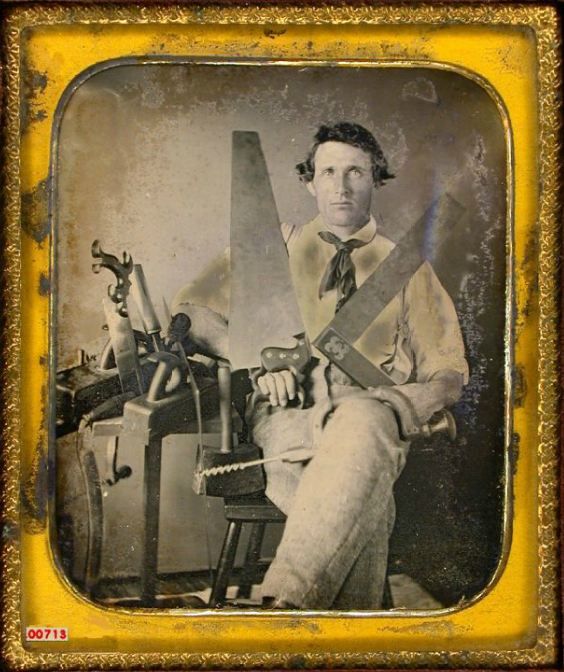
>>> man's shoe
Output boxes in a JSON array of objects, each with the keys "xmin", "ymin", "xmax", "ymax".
[
  {"xmin": 217, "ymin": 596, "xmax": 299, "ymax": 609},
  {"xmin": 221, "ymin": 598, "xmax": 263, "ymax": 609},
  {"xmin": 146, "ymin": 594, "xmax": 208, "ymax": 608},
  {"xmin": 182, "ymin": 595, "xmax": 209, "ymax": 608},
  {"xmin": 261, "ymin": 596, "xmax": 298, "ymax": 609}
]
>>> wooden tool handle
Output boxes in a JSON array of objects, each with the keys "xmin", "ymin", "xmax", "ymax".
[
  {"xmin": 146, "ymin": 353, "xmax": 183, "ymax": 402},
  {"xmin": 260, "ymin": 335, "xmax": 310, "ymax": 374},
  {"xmin": 131, "ymin": 264, "xmax": 161, "ymax": 335},
  {"xmin": 218, "ymin": 364, "xmax": 232, "ymax": 454}
]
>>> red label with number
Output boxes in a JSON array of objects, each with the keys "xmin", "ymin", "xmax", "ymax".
[{"xmin": 25, "ymin": 627, "xmax": 68, "ymax": 642}]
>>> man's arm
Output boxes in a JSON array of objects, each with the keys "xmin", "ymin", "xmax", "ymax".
[
  {"xmin": 169, "ymin": 249, "xmax": 230, "ymax": 360},
  {"xmin": 396, "ymin": 369, "xmax": 464, "ymax": 424},
  {"xmin": 404, "ymin": 262, "xmax": 469, "ymax": 386},
  {"xmin": 398, "ymin": 262, "xmax": 468, "ymax": 421}
]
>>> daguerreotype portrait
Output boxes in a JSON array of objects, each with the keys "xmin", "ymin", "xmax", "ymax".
[
  {"xmin": 1, "ymin": 4, "xmax": 561, "ymax": 670},
  {"xmin": 55, "ymin": 64, "xmax": 503, "ymax": 612}
]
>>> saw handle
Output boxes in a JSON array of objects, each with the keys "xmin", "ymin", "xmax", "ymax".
[
  {"xmin": 146, "ymin": 352, "xmax": 185, "ymax": 402},
  {"xmin": 248, "ymin": 335, "xmax": 311, "ymax": 411},
  {"xmin": 260, "ymin": 336, "xmax": 310, "ymax": 374}
]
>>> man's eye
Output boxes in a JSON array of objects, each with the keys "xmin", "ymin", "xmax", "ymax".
[
  {"xmin": 350, "ymin": 168, "xmax": 363, "ymax": 176},
  {"xmin": 322, "ymin": 168, "xmax": 334, "ymax": 176}
]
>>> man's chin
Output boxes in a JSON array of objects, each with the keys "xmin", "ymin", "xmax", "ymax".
[
  {"xmin": 323, "ymin": 207, "xmax": 369, "ymax": 229},
  {"xmin": 325, "ymin": 217, "xmax": 363, "ymax": 231}
]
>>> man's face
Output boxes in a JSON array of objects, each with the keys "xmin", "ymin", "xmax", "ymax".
[{"xmin": 307, "ymin": 141, "xmax": 374, "ymax": 234}]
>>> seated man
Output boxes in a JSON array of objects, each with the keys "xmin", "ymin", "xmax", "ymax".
[{"xmin": 170, "ymin": 122, "xmax": 468, "ymax": 610}]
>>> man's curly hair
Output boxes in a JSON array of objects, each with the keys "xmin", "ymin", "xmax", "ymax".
[{"xmin": 296, "ymin": 122, "xmax": 394, "ymax": 187}]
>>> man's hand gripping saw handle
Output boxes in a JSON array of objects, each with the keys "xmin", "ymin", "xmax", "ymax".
[{"xmin": 249, "ymin": 335, "xmax": 311, "ymax": 410}]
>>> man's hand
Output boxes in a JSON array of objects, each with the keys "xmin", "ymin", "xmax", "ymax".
[
  {"xmin": 398, "ymin": 369, "xmax": 464, "ymax": 423},
  {"xmin": 167, "ymin": 313, "xmax": 192, "ymax": 344},
  {"xmin": 257, "ymin": 370, "xmax": 297, "ymax": 407},
  {"xmin": 167, "ymin": 305, "xmax": 229, "ymax": 360}
]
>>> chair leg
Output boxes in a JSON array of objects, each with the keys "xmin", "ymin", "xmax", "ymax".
[
  {"xmin": 381, "ymin": 576, "xmax": 394, "ymax": 609},
  {"xmin": 236, "ymin": 522, "xmax": 266, "ymax": 599},
  {"xmin": 209, "ymin": 521, "xmax": 242, "ymax": 607}
]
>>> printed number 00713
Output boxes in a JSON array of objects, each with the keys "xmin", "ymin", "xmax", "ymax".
[{"xmin": 25, "ymin": 627, "xmax": 68, "ymax": 642}]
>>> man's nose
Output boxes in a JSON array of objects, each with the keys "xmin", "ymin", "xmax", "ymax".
[{"xmin": 333, "ymin": 172, "xmax": 351, "ymax": 196}]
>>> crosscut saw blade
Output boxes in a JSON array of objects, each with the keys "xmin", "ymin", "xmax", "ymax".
[
  {"xmin": 228, "ymin": 131, "xmax": 305, "ymax": 371},
  {"xmin": 103, "ymin": 298, "xmax": 144, "ymax": 395}
]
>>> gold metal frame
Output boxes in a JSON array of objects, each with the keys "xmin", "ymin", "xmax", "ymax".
[{"xmin": 1, "ymin": 4, "xmax": 560, "ymax": 668}]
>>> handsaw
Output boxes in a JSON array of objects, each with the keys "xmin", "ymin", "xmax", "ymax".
[
  {"xmin": 228, "ymin": 131, "xmax": 307, "ymax": 372},
  {"xmin": 314, "ymin": 193, "xmax": 465, "ymax": 388}
]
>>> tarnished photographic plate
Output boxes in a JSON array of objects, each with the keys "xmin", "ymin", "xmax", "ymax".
[{"xmin": 1, "ymin": 3, "xmax": 561, "ymax": 669}]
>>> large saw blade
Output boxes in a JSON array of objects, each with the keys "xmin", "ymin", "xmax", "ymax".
[{"xmin": 228, "ymin": 131, "xmax": 304, "ymax": 371}]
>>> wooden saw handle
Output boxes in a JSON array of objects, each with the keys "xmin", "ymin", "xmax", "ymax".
[{"xmin": 260, "ymin": 335, "xmax": 310, "ymax": 374}]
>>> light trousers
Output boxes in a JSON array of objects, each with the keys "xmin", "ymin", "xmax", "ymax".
[{"xmin": 249, "ymin": 361, "xmax": 409, "ymax": 609}]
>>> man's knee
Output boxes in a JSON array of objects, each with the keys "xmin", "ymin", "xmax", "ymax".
[
  {"xmin": 321, "ymin": 398, "xmax": 407, "ymax": 475},
  {"xmin": 331, "ymin": 397, "xmax": 399, "ymax": 438}
]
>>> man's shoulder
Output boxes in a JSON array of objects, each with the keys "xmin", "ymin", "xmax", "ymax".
[
  {"xmin": 281, "ymin": 216, "xmax": 322, "ymax": 249},
  {"xmin": 373, "ymin": 231, "xmax": 395, "ymax": 253},
  {"xmin": 280, "ymin": 221, "xmax": 300, "ymax": 246}
]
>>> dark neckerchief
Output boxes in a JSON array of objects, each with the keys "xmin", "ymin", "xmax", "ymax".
[{"xmin": 318, "ymin": 230, "xmax": 368, "ymax": 313}]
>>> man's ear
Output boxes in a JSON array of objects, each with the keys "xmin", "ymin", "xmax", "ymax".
[{"xmin": 306, "ymin": 180, "xmax": 316, "ymax": 197}]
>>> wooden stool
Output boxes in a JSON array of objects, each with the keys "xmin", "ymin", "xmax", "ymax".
[
  {"xmin": 209, "ymin": 495, "xmax": 286, "ymax": 607},
  {"xmin": 209, "ymin": 494, "xmax": 394, "ymax": 609}
]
